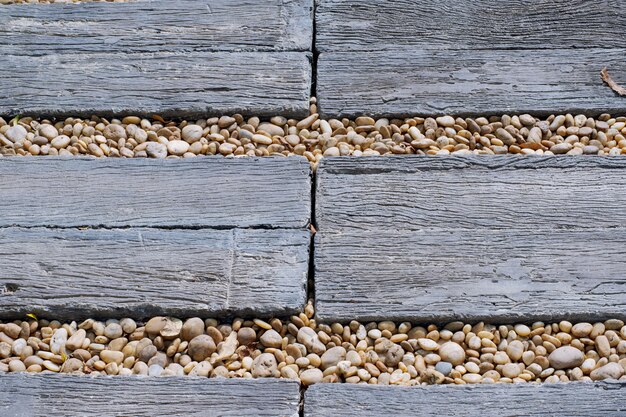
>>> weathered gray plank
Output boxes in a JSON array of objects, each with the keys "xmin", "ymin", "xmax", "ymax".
[
  {"xmin": 317, "ymin": 48, "xmax": 626, "ymax": 117},
  {"xmin": 304, "ymin": 382, "xmax": 626, "ymax": 417},
  {"xmin": 316, "ymin": 0, "xmax": 626, "ymax": 51},
  {"xmin": 314, "ymin": 228, "xmax": 626, "ymax": 322},
  {"xmin": 0, "ymin": 227, "xmax": 309, "ymax": 320},
  {"xmin": 1, "ymin": 51, "xmax": 312, "ymax": 117},
  {"xmin": 0, "ymin": 157, "xmax": 311, "ymax": 228},
  {"xmin": 1, "ymin": 0, "xmax": 312, "ymax": 53},
  {"xmin": 0, "ymin": 374, "xmax": 300, "ymax": 417},
  {"xmin": 314, "ymin": 156, "xmax": 626, "ymax": 322},
  {"xmin": 316, "ymin": 156, "xmax": 626, "ymax": 231}
]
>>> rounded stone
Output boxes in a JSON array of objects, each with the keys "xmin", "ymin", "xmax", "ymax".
[
  {"xmin": 39, "ymin": 125, "xmax": 59, "ymax": 140},
  {"xmin": 300, "ymin": 368, "xmax": 323, "ymax": 386},
  {"xmin": 100, "ymin": 350, "xmax": 124, "ymax": 365},
  {"xmin": 590, "ymin": 362, "xmax": 624, "ymax": 381},
  {"xmin": 502, "ymin": 363, "xmax": 522, "ymax": 378},
  {"xmin": 181, "ymin": 318, "xmax": 205, "ymax": 341},
  {"xmin": 61, "ymin": 358, "xmax": 84, "ymax": 373},
  {"xmin": 251, "ymin": 352, "xmax": 278, "ymax": 378},
  {"xmin": 103, "ymin": 124, "xmax": 127, "ymax": 140},
  {"xmin": 167, "ymin": 140, "xmax": 190, "ymax": 156},
  {"xmin": 104, "ymin": 323, "xmax": 123, "ymax": 339},
  {"xmin": 188, "ymin": 335, "xmax": 216, "ymax": 362},
  {"xmin": 438, "ymin": 342, "xmax": 465, "ymax": 366},
  {"xmin": 146, "ymin": 142, "xmax": 167, "ymax": 158},
  {"xmin": 435, "ymin": 361, "xmax": 453, "ymax": 376},
  {"xmin": 321, "ymin": 346, "xmax": 347, "ymax": 370},
  {"xmin": 51, "ymin": 135, "xmax": 71, "ymax": 149},
  {"xmin": 6, "ymin": 125, "xmax": 27, "ymax": 143},
  {"xmin": 145, "ymin": 317, "xmax": 168, "ymax": 335},
  {"xmin": 260, "ymin": 329, "xmax": 283, "ymax": 349},
  {"xmin": 182, "ymin": 125, "xmax": 204, "ymax": 143},
  {"xmin": 417, "ymin": 338, "xmax": 439, "ymax": 351},
  {"xmin": 8, "ymin": 360, "xmax": 26, "ymax": 373},
  {"xmin": 238, "ymin": 328, "xmax": 257, "ymax": 346},
  {"xmin": 548, "ymin": 346, "xmax": 584, "ymax": 369}
]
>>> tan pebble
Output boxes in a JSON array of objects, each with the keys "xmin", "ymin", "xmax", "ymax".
[
  {"xmin": 253, "ymin": 319, "xmax": 273, "ymax": 331},
  {"xmin": 51, "ymin": 135, "xmax": 71, "ymax": 149},
  {"xmin": 100, "ymin": 350, "xmax": 124, "ymax": 365},
  {"xmin": 167, "ymin": 140, "xmax": 190, "ymax": 155},
  {"xmin": 417, "ymin": 338, "xmax": 439, "ymax": 351},
  {"xmin": 8, "ymin": 360, "xmax": 26, "ymax": 373},
  {"xmin": 252, "ymin": 134, "xmax": 273, "ymax": 145},
  {"xmin": 300, "ymin": 368, "xmax": 323, "ymax": 386},
  {"xmin": 438, "ymin": 342, "xmax": 465, "ymax": 366}
]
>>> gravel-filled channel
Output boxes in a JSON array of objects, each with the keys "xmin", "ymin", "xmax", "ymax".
[
  {"xmin": 1, "ymin": 301, "xmax": 624, "ymax": 385},
  {"xmin": 1, "ymin": 98, "xmax": 625, "ymax": 168}
]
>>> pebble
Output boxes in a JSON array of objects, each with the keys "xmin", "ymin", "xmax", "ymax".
[
  {"xmin": 260, "ymin": 329, "xmax": 282, "ymax": 349},
  {"xmin": 590, "ymin": 362, "xmax": 624, "ymax": 381},
  {"xmin": 548, "ymin": 346, "xmax": 584, "ymax": 369},
  {"xmin": 438, "ymin": 342, "xmax": 465, "ymax": 366},
  {"xmin": 166, "ymin": 140, "xmax": 190, "ymax": 156},
  {"xmin": 434, "ymin": 361, "xmax": 452, "ymax": 376},
  {"xmin": 321, "ymin": 346, "xmax": 346, "ymax": 370},
  {"xmin": 181, "ymin": 318, "xmax": 204, "ymax": 341},
  {"xmin": 146, "ymin": 142, "xmax": 167, "ymax": 158},
  {"xmin": 5, "ymin": 125, "xmax": 27, "ymax": 143},
  {"xmin": 187, "ymin": 335, "xmax": 216, "ymax": 361},
  {"xmin": 300, "ymin": 368, "xmax": 323, "ymax": 386},
  {"xmin": 182, "ymin": 125, "xmax": 204, "ymax": 143},
  {"xmin": 251, "ymin": 353, "xmax": 278, "ymax": 378}
]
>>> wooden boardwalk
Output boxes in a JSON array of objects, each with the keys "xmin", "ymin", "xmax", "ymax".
[{"xmin": 2, "ymin": 1, "xmax": 626, "ymax": 416}]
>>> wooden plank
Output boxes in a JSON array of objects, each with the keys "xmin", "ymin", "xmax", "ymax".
[
  {"xmin": 317, "ymin": 48, "xmax": 626, "ymax": 117},
  {"xmin": 316, "ymin": 0, "xmax": 626, "ymax": 51},
  {"xmin": 0, "ymin": 157, "xmax": 311, "ymax": 228},
  {"xmin": 1, "ymin": 0, "xmax": 313, "ymax": 52},
  {"xmin": 0, "ymin": 374, "xmax": 300, "ymax": 417},
  {"xmin": 316, "ymin": 156, "xmax": 626, "ymax": 231},
  {"xmin": 314, "ymin": 156, "xmax": 626, "ymax": 322},
  {"xmin": 0, "ymin": 227, "xmax": 309, "ymax": 320},
  {"xmin": 314, "ymin": 228, "xmax": 626, "ymax": 322},
  {"xmin": 304, "ymin": 382, "xmax": 626, "ymax": 417},
  {"xmin": 0, "ymin": 51, "xmax": 312, "ymax": 118}
]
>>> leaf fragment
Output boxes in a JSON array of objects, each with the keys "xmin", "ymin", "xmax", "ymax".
[{"xmin": 601, "ymin": 67, "xmax": 626, "ymax": 96}]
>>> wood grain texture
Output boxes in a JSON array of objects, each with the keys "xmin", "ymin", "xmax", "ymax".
[
  {"xmin": 1, "ymin": 0, "xmax": 313, "ymax": 52},
  {"xmin": 314, "ymin": 228, "xmax": 626, "ymax": 322},
  {"xmin": 0, "ymin": 51, "xmax": 312, "ymax": 118},
  {"xmin": 316, "ymin": 0, "xmax": 626, "ymax": 51},
  {"xmin": 0, "ymin": 157, "xmax": 311, "ymax": 228},
  {"xmin": 305, "ymin": 382, "xmax": 626, "ymax": 417},
  {"xmin": 0, "ymin": 227, "xmax": 309, "ymax": 320},
  {"xmin": 314, "ymin": 156, "xmax": 626, "ymax": 322},
  {"xmin": 0, "ymin": 374, "xmax": 300, "ymax": 417},
  {"xmin": 316, "ymin": 156, "xmax": 626, "ymax": 231},
  {"xmin": 317, "ymin": 48, "xmax": 626, "ymax": 117}
]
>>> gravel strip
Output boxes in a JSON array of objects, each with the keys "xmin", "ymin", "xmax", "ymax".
[
  {"xmin": 1, "ymin": 98, "xmax": 625, "ymax": 168},
  {"xmin": 1, "ymin": 302, "xmax": 625, "ymax": 385}
]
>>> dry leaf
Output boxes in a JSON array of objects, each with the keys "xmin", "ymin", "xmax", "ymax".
[
  {"xmin": 601, "ymin": 67, "xmax": 626, "ymax": 96},
  {"xmin": 26, "ymin": 313, "xmax": 38, "ymax": 321}
]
